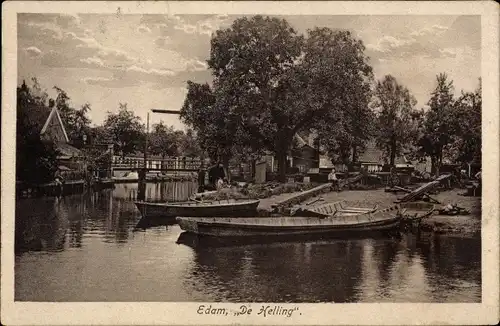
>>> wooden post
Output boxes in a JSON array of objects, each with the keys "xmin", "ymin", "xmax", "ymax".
[
  {"xmin": 108, "ymin": 144, "xmax": 114, "ymax": 179},
  {"xmin": 138, "ymin": 113, "xmax": 149, "ymax": 201}
]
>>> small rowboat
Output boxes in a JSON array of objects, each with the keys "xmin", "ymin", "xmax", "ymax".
[
  {"xmin": 295, "ymin": 201, "xmax": 379, "ymax": 218},
  {"xmin": 135, "ymin": 199, "xmax": 260, "ymax": 219},
  {"xmin": 399, "ymin": 202, "xmax": 436, "ymax": 220},
  {"xmin": 176, "ymin": 205, "xmax": 402, "ymax": 238}
]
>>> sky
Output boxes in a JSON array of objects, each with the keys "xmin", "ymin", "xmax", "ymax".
[{"xmin": 18, "ymin": 14, "xmax": 481, "ymax": 130}]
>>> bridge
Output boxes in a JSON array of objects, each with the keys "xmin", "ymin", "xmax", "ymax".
[{"xmin": 111, "ymin": 156, "xmax": 203, "ymax": 172}]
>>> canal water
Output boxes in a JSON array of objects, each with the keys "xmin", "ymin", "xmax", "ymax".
[{"xmin": 15, "ymin": 183, "xmax": 481, "ymax": 302}]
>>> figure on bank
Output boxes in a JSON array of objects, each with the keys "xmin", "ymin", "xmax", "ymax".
[
  {"xmin": 328, "ymin": 168, "xmax": 339, "ymax": 192},
  {"xmin": 208, "ymin": 162, "xmax": 225, "ymax": 190}
]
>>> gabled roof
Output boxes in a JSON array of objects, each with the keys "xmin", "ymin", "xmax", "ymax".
[
  {"xmin": 293, "ymin": 133, "xmax": 316, "ymax": 150},
  {"xmin": 294, "ymin": 133, "xmax": 308, "ymax": 147},
  {"xmin": 40, "ymin": 106, "xmax": 69, "ymax": 142},
  {"xmin": 358, "ymin": 141, "xmax": 384, "ymax": 164},
  {"xmin": 22, "ymin": 102, "xmax": 52, "ymax": 134},
  {"xmin": 56, "ymin": 142, "xmax": 82, "ymax": 157}
]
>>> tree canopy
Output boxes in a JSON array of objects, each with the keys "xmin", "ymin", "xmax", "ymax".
[
  {"xmin": 16, "ymin": 79, "xmax": 59, "ymax": 184},
  {"xmin": 103, "ymin": 103, "xmax": 145, "ymax": 157},
  {"xmin": 373, "ymin": 75, "xmax": 419, "ymax": 166},
  {"xmin": 182, "ymin": 16, "xmax": 374, "ymax": 181}
]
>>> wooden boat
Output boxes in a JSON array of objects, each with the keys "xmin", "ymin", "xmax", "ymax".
[
  {"xmin": 399, "ymin": 202, "xmax": 436, "ymax": 220},
  {"xmin": 176, "ymin": 230, "xmax": 401, "ymax": 249},
  {"xmin": 134, "ymin": 198, "xmax": 260, "ymax": 219},
  {"xmin": 112, "ymin": 171, "xmax": 139, "ymax": 183},
  {"xmin": 190, "ymin": 190, "xmax": 218, "ymax": 200},
  {"xmin": 176, "ymin": 205, "xmax": 402, "ymax": 238},
  {"xmin": 295, "ymin": 201, "xmax": 379, "ymax": 218}
]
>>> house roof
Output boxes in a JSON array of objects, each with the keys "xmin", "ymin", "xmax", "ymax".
[
  {"xmin": 22, "ymin": 102, "xmax": 52, "ymax": 134},
  {"xmin": 56, "ymin": 142, "xmax": 82, "ymax": 157},
  {"xmin": 358, "ymin": 141, "xmax": 410, "ymax": 165},
  {"xmin": 21, "ymin": 102, "xmax": 70, "ymax": 143},
  {"xmin": 358, "ymin": 142, "xmax": 384, "ymax": 164},
  {"xmin": 41, "ymin": 107, "xmax": 69, "ymax": 142},
  {"xmin": 294, "ymin": 133, "xmax": 308, "ymax": 147}
]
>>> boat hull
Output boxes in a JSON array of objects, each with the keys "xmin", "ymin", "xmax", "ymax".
[
  {"xmin": 298, "ymin": 201, "xmax": 379, "ymax": 218},
  {"xmin": 135, "ymin": 200, "xmax": 260, "ymax": 219},
  {"xmin": 177, "ymin": 206, "xmax": 402, "ymax": 238}
]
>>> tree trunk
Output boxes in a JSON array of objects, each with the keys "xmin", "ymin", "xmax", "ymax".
[
  {"xmin": 436, "ymin": 146, "xmax": 443, "ymax": 177},
  {"xmin": 352, "ymin": 145, "xmax": 357, "ymax": 164},
  {"xmin": 222, "ymin": 156, "xmax": 231, "ymax": 183},
  {"xmin": 277, "ymin": 149, "xmax": 288, "ymax": 183},
  {"xmin": 390, "ymin": 143, "xmax": 396, "ymax": 167},
  {"xmin": 251, "ymin": 159, "xmax": 256, "ymax": 179},
  {"xmin": 431, "ymin": 156, "xmax": 437, "ymax": 175}
]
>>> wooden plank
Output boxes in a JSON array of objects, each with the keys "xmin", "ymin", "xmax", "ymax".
[
  {"xmin": 398, "ymin": 180, "xmax": 440, "ymax": 202},
  {"xmin": 274, "ymin": 183, "xmax": 331, "ymax": 209}
]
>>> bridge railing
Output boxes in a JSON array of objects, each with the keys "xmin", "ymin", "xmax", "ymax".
[{"xmin": 111, "ymin": 156, "xmax": 203, "ymax": 170}]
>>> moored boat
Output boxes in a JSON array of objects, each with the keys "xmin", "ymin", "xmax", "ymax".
[
  {"xmin": 295, "ymin": 200, "xmax": 379, "ymax": 218},
  {"xmin": 399, "ymin": 201, "xmax": 436, "ymax": 220},
  {"xmin": 134, "ymin": 198, "xmax": 260, "ymax": 219},
  {"xmin": 112, "ymin": 171, "xmax": 139, "ymax": 183},
  {"xmin": 176, "ymin": 205, "xmax": 402, "ymax": 238}
]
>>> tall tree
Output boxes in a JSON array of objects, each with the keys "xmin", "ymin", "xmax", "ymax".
[
  {"xmin": 373, "ymin": 75, "xmax": 419, "ymax": 166},
  {"xmin": 149, "ymin": 122, "xmax": 181, "ymax": 162},
  {"xmin": 180, "ymin": 81, "xmax": 227, "ymax": 161},
  {"xmin": 448, "ymin": 78, "xmax": 481, "ymax": 164},
  {"xmin": 206, "ymin": 16, "xmax": 373, "ymax": 181},
  {"xmin": 103, "ymin": 103, "xmax": 145, "ymax": 157},
  {"xmin": 16, "ymin": 80, "xmax": 59, "ymax": 184},
  {"xmin": 419, "ymin": 73, "xmax": 455, "ymax": 174},
  {"xmin": 53, "ymin": 86, "xmax": 92, "ymax": 146},
  {"xmin": 178, "ymin": 128, "xmax": 203, "ymax": 158},
  {"xmin": 304, "ymin": 28, "xmax": 374, "ymax": 167}
]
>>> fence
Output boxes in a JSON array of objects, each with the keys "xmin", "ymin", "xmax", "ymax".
[{"xmin": 112, "ymin": 156, "xmax": 203, "ymax": 171}]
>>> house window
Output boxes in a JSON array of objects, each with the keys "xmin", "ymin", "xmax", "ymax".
[{"xmin": 297, "ymin": 164, "xmax": 306, "ymax": 173}]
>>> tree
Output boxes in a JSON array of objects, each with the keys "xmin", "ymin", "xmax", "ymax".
[
  {"xmin": 303, "ymin": 28, "xmax": 374, "ymax": 167},
  {"xmin": 373, "ymin": 75, "xmax": 419, "ymax": 166},
  {"xmin": 419, "ymin": 73, "xmax": 455, "ymax": 174},
  {"xmin": 149, "ymin": 122, "xmax": 181, "ymax": 164},
  {"xmin": 16, "ymin": 79, "xmax": 59, "ymax": 184},
  {"xmin": 448, "ymin": 78, "xmax": 481, "ymax": 164},
  {"xmin": 103, "ymin": 103, "xmax": 145, "ymax": 157},
  {"xmin": 53, "ymin": 86, "xmax": 92, "ymax": 146},
  {"xmin": 206, "ymin": 16, "xmax": 373, "ymax": 182},
  {"xmin": 178, "ymin": 128, "xmax": 203, "ymax": 158}
]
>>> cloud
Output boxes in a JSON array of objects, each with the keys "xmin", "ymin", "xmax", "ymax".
[
  {"xmin": 83, "ymin": 76, "xmax": 140, "ymax": 88},
  {"xmin": 55, "ymin": 14, "xmax": 81, "ymax": 29},
  {"xmin": 80, "ymin": 56, "xmax": 105, "ymax": 68},
  {"xmin": 82, "ymin": 66, "xmax": 212, "ymax": 89},
  {"xmin": 137, "ymin": 25, "xmax": 152, "ymax": 34},
  {"xmin": 366, "ymin": 36, "xmax": 414, "ymax": 53},
  {"xmin": 24, "ymin": 46, "xmax": 42, "ymax": 58},
  {"xmin": 410, "ymin": 24, "xmax": 448, "ymax": 37},
  {"xmin": 185, "ymin": 59, "xmax": 208, "ymax": 71},
  {"xmin": 366, "ymin": 25, "xmax": 458, "ymax": 61}
]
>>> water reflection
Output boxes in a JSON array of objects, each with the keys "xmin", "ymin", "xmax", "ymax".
[
  {"xmin": 15, "ymin": 182, "xmax": 481, "ymax": 302},
  {"xmin": 175, "ymin": 232, "xmax": 480, "ymax": 303},
  {"xmin": 16, "ymin": 182, "xmax": 196, "ymax": 254}
]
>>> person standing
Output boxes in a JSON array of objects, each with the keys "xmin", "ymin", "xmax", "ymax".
[
  {"xmin": 197, "ymin": 168, "xmax": 206, "ymax": 193},
  {"xmin": 328, "ymin": 168, "xmax": 339, "ymax": 192}
]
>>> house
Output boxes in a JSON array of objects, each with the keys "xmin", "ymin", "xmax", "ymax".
[
  {"xmin": 29, "ymin": 100, "xmax": 84, "ymax": 173},
  {"xmin": 290, "ymin": 134, "xmax": 319, "ymax": 173},
  {"xmin": 357, "ymin": 141, "xmax": 385, "ymax": 172}
]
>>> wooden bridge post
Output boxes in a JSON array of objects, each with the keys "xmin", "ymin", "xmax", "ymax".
[{"xmin": 108, "ymin": 144, "xmax": 114, "ymax": 179}]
